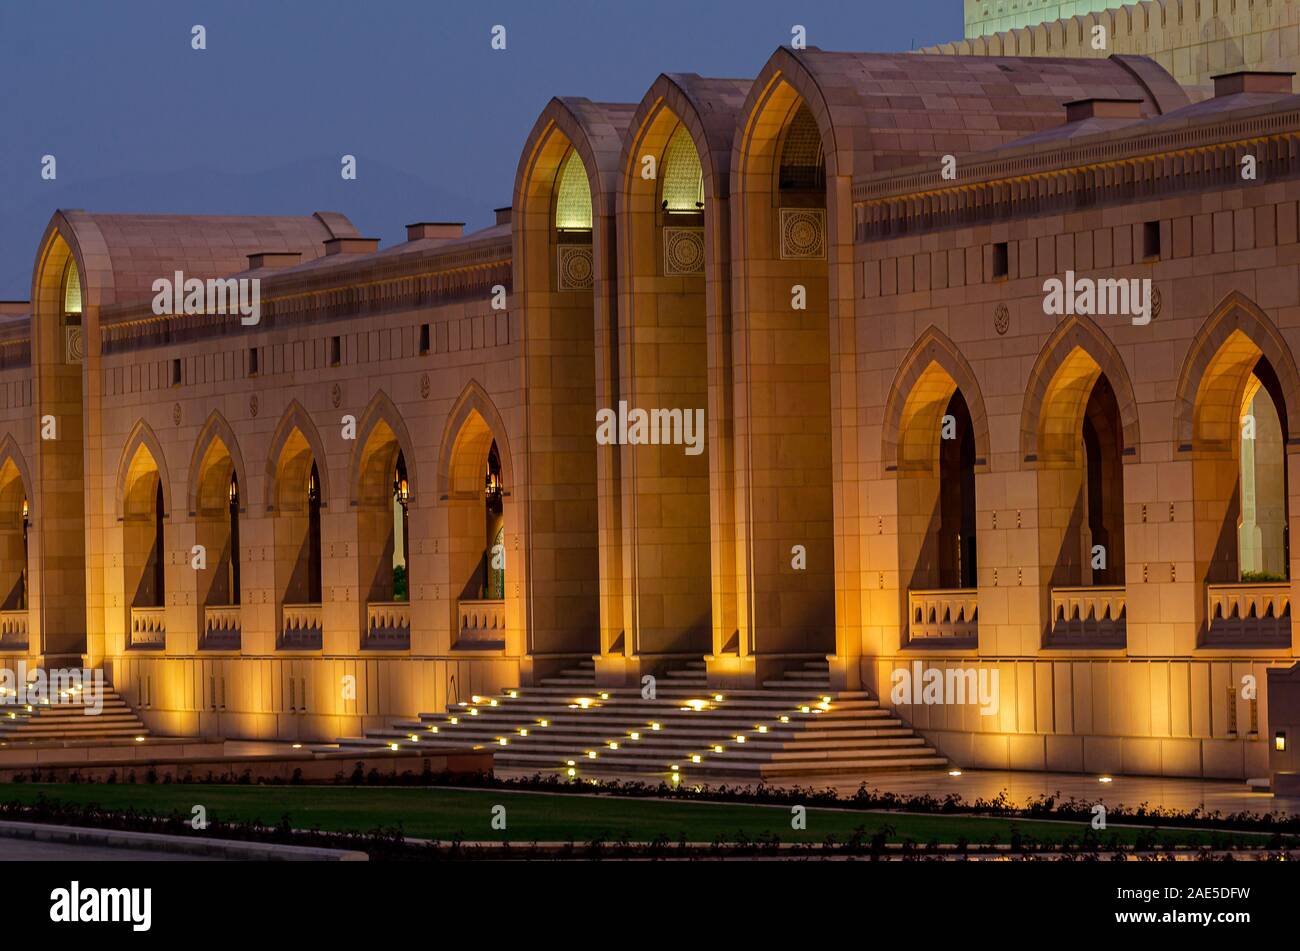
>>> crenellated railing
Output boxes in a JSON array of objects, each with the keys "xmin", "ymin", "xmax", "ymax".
[
  {"xmin": 130, "ymin": 606, "xmax": 166, "ymax": 649},
  {"xmin": 0, "ymin": 610, "xmax": 28, "ymax": 650},
  {"xmin": 202, "ymin": 604, "xmax": 242, "ymax": 650},
  {"xmin": 906, "ymin": 589, "xmax": 978, "ymax": 646},
  {"xmin": 457, "ymin": 599, "xmax": 506, "ymax": 645},
  {"xmin": 280, "ymin": 603, "xmax": 323, "ymax": 649},
  {"xmin": 365, "ymin": 601, "xmax": 411, "ymax": 649},
  {"xmin": 1205, "ymin": 583, "xmax": 1292, "ymax": 648},
  {"xmin": 1047, "ymin": 585, "xmax": 1127, "ymax": 648}
]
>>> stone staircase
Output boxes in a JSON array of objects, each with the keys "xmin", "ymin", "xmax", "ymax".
[
  {"xmin": 0, "ymin": 682, "xmax": 150, "ymax": 745},
  {"xmin": 318, "ymin": 658, "xmax": 948, "ymax": 780}
]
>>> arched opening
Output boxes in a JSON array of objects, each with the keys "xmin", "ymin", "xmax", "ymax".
[
  {"xmin": 1239, "ymin": 370, "xmax": 1288, "ymax": 580},
  {"xmin": 121, "ymin": 442, "xmax": 166, "ymax": 649},
  {"xmin": 617, "ymin": 106, "xmax": 712, "ymax": 657},
  {"xmin": 1189, "ymin": 325, "xmax": 1293, "ymax": 646},
  {"xmin": 192, "ymin": 430, "xmax": 242, "ymax": 649},
  {"xmin": 32, "ymin": 226, "xmax": 88, "ymax": 659},
  {"xmin": 1032, "ymin": 345, "xmax": 1128, "ymax": 646},
  {"xmin": 731, "ymin": 84, "xmax": 833, "ymax": 656},
  {"xmin": 446, "ymin": 409, "xmax": 510, "ymax": 647},
  {"xmin": 271, "ymin": 426, "xmax": 324, "ymax": 649},
  {"xmin": 0, "ymin": 459, "xmax": 30, "ymax": 650},
  {"xmin": 355, "ymin": 409, "xmax": 413, "ymax": 648},
  {"xmin": 894, "ymin": 361, "xmax": 979, "ymax": 645},
  {"xmin": 515, "ymin": 112, "xmax": 605, "ymax": 660},
  {"xmin": 61, "ymin": 258, "xmax": 82, "ymax": 341}
]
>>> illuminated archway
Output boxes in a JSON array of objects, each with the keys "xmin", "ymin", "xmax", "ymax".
[
  {"xmin": 730, "ymin": 76, "xmax": 834, "ymax": 656},
  {"xmin": 266, "ymin": 404, "xmax": 327, "ymax": 648}
]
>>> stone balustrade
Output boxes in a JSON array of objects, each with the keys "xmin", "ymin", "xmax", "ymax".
[
  {"xmin": 202, "ymin": 604, "xmax": 242, "ymax": 650},
  {"xmin": 130, "ymin": 606, "xmax": 166, "ymax": 649},
  {"xmin": 906, "ymin": 589, "xmax": 978, "ymax": 646},
  {"xmin": 1048, "ymin": 585, "xmax": 1127, "ymax": 647},
  {"xmin": 457, "ymin": 599, "xmax": 506, "ymax": 645},
  {"xmin": 280, "ymin": 603, "xmax": 323, "ymax": 649},
  {"xmin": 365, "ymin": 601, "xmax": 411, "ymax": 649},
  {"xmin": 0, "ymin": 609, "xmax": 28, "ymax": 650},
  {"xmin": 1205, "ymin": 583, "xmax": 1292, "ymax": 647}
]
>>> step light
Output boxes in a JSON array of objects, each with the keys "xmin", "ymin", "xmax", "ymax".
[
  {"xmin": 1098, "ymin": 775, "xmax": 1113, "ymax": 784},
  {"xmin": 389, "ymin": 743, "xmax": 399, "ymax": 751},
  {"xmin": 608, "ymin": 741, "xmax": 619, "ymax": 750},
  {"xmin": 538, "ymin": 719, "xmax": 549, "ymax": 727},
  {"xmin": 650, "ymin": 722, "xmax": 661, "ymax": 731},
  {"xmin": 518, "ymin": 728, "xmax": 528, "ymax": 736},
  {"xmin": 779, "ymin": 715, "xmax": 790, "ymax": 723},
  {"xmin": 449, "ymin": 717, "xmax": 459, "ymax": 725},
  {"xmin": 629, "ymin": 732, "xmax": 640, "ymax": 740},
  {"xmin": 507, "ymin": 690, "xmax": 519, "ymax": 699},
  {"xmin": 587, "ymin": 751, "xmax": 597, "ymax": 759},
  {"xmin": 757, "ymin": 725, "xmax": 768, "ymax": 733},
  {"xmin": 498, "ymin": 737, "xmax": 508, "ymax": 746},
  {"xmin": 713, "ymin": 694, "xmax": 724, "ymax": 702},
  {"xmin": 409, "ymin": 734, "xmax": 420, "ymax": 742},
  {"xmin": 691, "ymin": 754, "xmax": 702, "ymax": 764},
  {"xmin": 735, "ymin": 735, "xmax": 745, "ymax": 743},
  {"xmin": 948, "ymin": 769, "xmax": 962, "ymax": 777}
]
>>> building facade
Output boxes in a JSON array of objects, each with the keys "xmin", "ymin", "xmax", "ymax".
[{"xmin": 4, "ymin": 3, "xmax": 1300, "ymax": 778}]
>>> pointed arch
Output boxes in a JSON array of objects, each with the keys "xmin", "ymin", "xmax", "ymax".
[
  {"xmin": 437, "ymin": 381, "xmax": 513, "ymax": 499},
  {"xmin": 0, "ymin": 436, "xmax": 34, "ymax": 520},
  {"xmin": 115, "ymin": 420, "xmax": 171, "ymax": 521},
  {"xmin": 1174, "ymin": 291, "xmax": 1300, "ymax": 451},
  {"xmin": 264, "ymin": 400, "xmax": 330, "ymax": 511},
  {"xmin": 347, "ymin": 390, "xmax": 418, "ymax": 508},
  {"xmin": 1020, "ymin": 315, "xmax": 1141, "ymax": 465},
  {"xmin": 186, "ymin": 411, "xmax": 248, "ymax": 517},
  {"xmin": 882, "ymin": 327, "xmax": 992, "ymax": 475}
]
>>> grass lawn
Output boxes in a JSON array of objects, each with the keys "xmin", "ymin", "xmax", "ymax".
[{"xmin": 0, "ymin": 782, "xmax": 1288, "ymax": 848}]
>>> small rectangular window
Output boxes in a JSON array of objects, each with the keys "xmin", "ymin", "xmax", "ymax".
[
  {"xmin": 1143, "ymin": 220, "xmax": 1161, "ymax": 259},
  {"xmin": 992, "ymin": 242, "xmax": 1009, "ymax": 280},
  {"xmin": 419, "ymin": 324, "xmax": 430, "ymax": 355},
  {"xmin": 248, "ymin": 347, "xmax": 259, "ymax": 376},
  {"xmin": 171, "ymin": 358, "xmax": 182, "ymax": 386},
  {"xmin": 330, "ymin": 336, "xmax": 342, "ymax": 366}
]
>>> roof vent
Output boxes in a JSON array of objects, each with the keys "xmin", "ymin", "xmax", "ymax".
[
  {"xmin": 1063, "ymin": 98, "xmax": 1144, "ymax": 123},
  {"xmin": 1211, "ymin": 70, "xmax": 1295, "ymax": 97},
  {"xmin": 405, "ymin": 222, "xmax": 464, "ymax": 242},
  {"xmin": 324, "ymin": 237, "xmax": 381, "ymax": 256},
  {"xmin": 494, "ymin": 207, "xmax": 512, "ymax": 226},
  {"xmin": 246, "ymin": 251, "xmax": 303, "ymax": 270}
]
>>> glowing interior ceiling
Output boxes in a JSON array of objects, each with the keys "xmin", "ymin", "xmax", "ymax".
[
  {"xmin": 555, "ymin": 150, "xmax": 593, "ymax": 231},
  {"xmin": 662, "ymin": 125, "xmax": 704, "ymax": 212}
]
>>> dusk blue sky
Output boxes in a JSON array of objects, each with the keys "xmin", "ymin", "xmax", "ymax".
[{"xmin": 0, "ymin": 0, "xmax": 959, "ymax": 299}]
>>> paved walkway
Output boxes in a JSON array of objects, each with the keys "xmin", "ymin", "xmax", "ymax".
[{"xmin": 0, "ymin": 838, "xmax": 217, "ymax": 861}]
